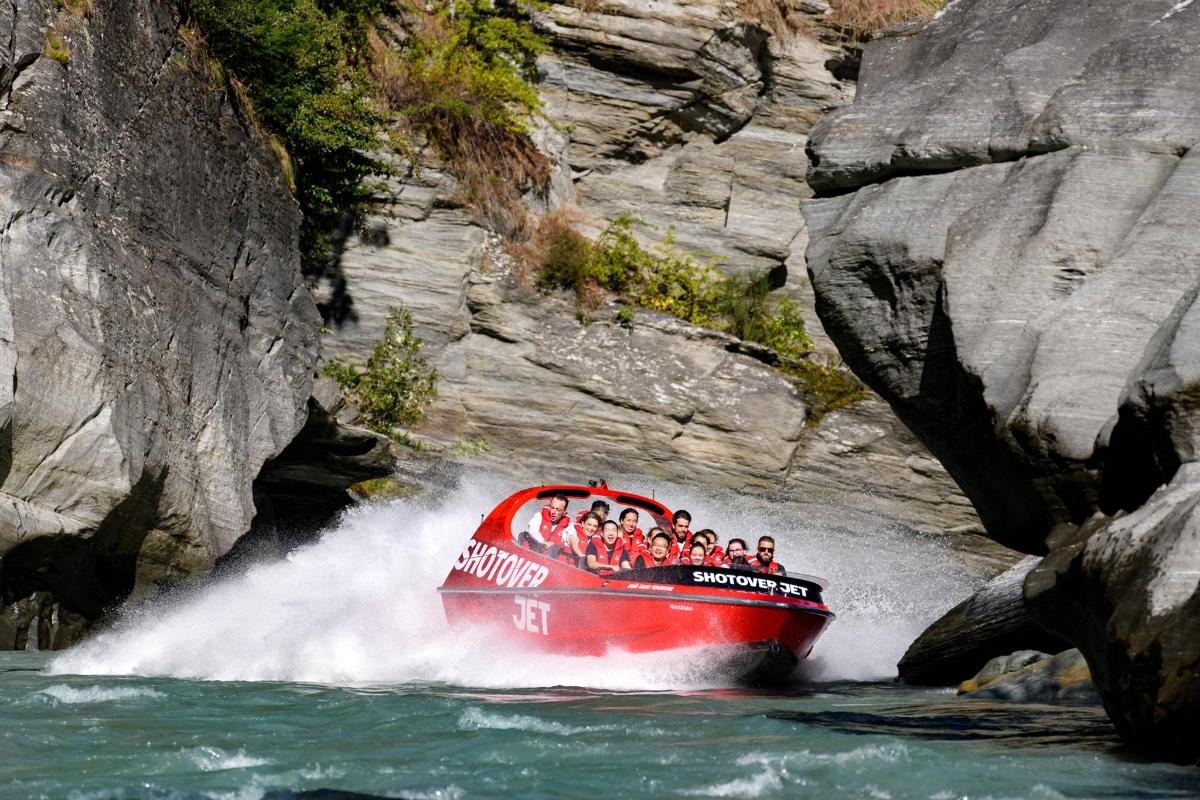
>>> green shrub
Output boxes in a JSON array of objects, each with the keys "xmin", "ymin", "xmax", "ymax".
[
  {"xmin": 787, "ymin": 357, "xmax": 867, "ymax": 424},
  {"xmin": 533, "ymin": 214, "xmax": 862, "ymax": 416},
  {"xmin": 45, "ymin": 25, "xmax": 69, "ymax": 64},
  {"xmin": 323, "ymin": 306, "xmax": 437, "ymax": 438},
  {"xmin": 188, "ymin": 0, "xmax": 391, "ymax": 273}
]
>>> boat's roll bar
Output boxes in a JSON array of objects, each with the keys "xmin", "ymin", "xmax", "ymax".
[
  {"xmin": 535, "ymin": 487, "xmax": 668, "ymax": 518},
  {"xmin": 621, "ymin": 565, "xmax": 826, "ymax": 605}
]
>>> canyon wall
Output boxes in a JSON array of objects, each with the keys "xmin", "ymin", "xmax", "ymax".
[
  {"xmin": 317, "ymin": 0, "xmax": 993, "ymax": 565},
  {"xmin": 804, "ymin": 0, "xmax": 1200, "ymax": 755},
  {"xmin": 0, "ymin": 0, "xmax": 320, "ymax": 646}
]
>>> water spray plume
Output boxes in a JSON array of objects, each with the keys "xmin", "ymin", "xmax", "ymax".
[{"xmin": 51, "ymin": 472, "xmax": 976, "ymax": 688}]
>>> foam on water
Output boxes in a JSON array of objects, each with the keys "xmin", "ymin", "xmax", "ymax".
[
  {"xmin": 457, "ymin": 706, "xmax": 618, "ymax": 735},
  {"xmin": 186, "ymin": 747, "xmax": 270, "ymax": 772},
  {"xmin": 50, "ymin": 471, "xmax": 976, "ymax": 688},
  {"xmin": 32, "ymin": 684, "xmax": 167, "ymax": 704},
  {"xmin": 682, "ymin": 770, "xmax": 784, "ymax": 798}
]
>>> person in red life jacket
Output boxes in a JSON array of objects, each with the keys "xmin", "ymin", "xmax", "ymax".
[
  {"xmin": 694, "ymin": 528, "xmax": 723, "ymax": 563},
  {"xmin": 749, "ymin": 535, "xmax": 786, "ymax": 575},
  {"xmin": 575, "ymin": 499, "xmax": 610, "ymax": 526},
  {"xmin": 630, "ymin": 525, "xmax": 665, "ymax": 566},
  {"xmin": 684, "ymin": 542, "xmax": 708, "ymax": 566},
  {"xmin": 630, "ymin": 532, "xmax": 671, "ymax": 569},
  {"xmin": 666, "ymin": 509, "xmax": 692, "ymax": 560},
  {"xmin": 517, "ymin": 494, "xmax": 571, "ymax": 554},
  {"xmin": 586, "ymin": 519, "xmax": 629, "ymax": 576},
  {"xmin": 618, "ymin": 507, "xmax": 643, "ymax": 551},
  {"xmin": 722, "ymin": 538, "xmax": 752, "ymax": 570},
  {"xmin": 563, "ymin": 511, "xmax": 602, "ymax": 567}
]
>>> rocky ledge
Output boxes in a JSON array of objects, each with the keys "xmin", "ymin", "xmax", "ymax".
[{"xmin": 804, "ymin": 0, "xmax": 1200, "ymax": 756}]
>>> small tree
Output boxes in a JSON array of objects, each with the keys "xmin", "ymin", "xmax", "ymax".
[{"xmin": 324, "ymin": 306, "xmax": 437, "ymax": 437}]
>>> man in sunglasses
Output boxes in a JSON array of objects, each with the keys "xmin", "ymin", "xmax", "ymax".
[{"xmin": 749, "ymin": 536, "xmax": 786, "ymax": 576}]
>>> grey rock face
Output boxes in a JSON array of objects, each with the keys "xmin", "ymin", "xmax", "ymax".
[
  {"xmin": 803, "ymin": 0, "xmax": 1200, "ymax": 754},
  {"xmin": 0, "ymin": 0, "xmax": 319, "ymax": 635},
  {"xmin": 536, "ymin": 0, "xmax": 851, "ymax": 289},
  {"xmin": 1027, "ymin": 464, "xmax": 1200, "ymax": 754}
]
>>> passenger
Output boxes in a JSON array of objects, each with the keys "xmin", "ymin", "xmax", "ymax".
[
  {"xmin": 576, "ymin": 499, "xmax": 610, "ymax": 525},
  {"xmin": 618, "ymin": 508, "xmax": 643, "ymax": 550},
  {"xmin": 695, "ymin": 528, "xmax": 723, "ymax": 563},
  {"xmin": 518, "ymin": 494, "xmax": 571, "ymax": 554},
  {"xmin": 749, "ymin": 535, "xmax": 787, "ymax": 575},
  {"xmin": 723, "ymin": 538, "xmax": 752, "ymax": 570},
  {"xmin": 563, "ymin": 511, "xmax": 602, "ymax": 566},
  {"xmin": 667, "ymin": 509, "xmax": 693, "ymax": 560},
  {"xmin": 630, "ymin": 532, "xmax": 671, "ymax": 569},
  {"xmin": 586, "ymin": 519, "xmax": 629, "ymax": 576},
  {"xmin": 685, "ymin": 542, "xmax": 708, "ymax": 566},
  {"xmin": 630, "ymin": 525, "xmax": 664, "ymax": 566}
]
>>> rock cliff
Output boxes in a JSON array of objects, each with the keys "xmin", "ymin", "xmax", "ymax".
[
  {"xmin": 0, "ymin": 0, "xmax": 320, "ymax": 646},
  {"xmin": 317, "ymin": 0, "xmax": 995, "ymax": 563},
  {"xmin": 804, "ymin": 0, "xmax": 1200, "ymax": 755}
]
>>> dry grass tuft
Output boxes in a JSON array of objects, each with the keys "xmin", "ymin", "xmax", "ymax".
[
  {"xmin": 829, "ymin": 0, "xmax": 940, "ymax": 38},
  {"xmin": 369, "ymin": 7, "xmax": 549, "ymax": 240}
]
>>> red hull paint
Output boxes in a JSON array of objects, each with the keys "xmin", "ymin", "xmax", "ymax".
[{"xmin": 438, "ymin": 485, "xmax": 834, "ymax": 678}]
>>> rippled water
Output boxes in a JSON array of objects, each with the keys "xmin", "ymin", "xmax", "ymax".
[
  {"xmin": 4, "ymin": 476, "xmax": 1197, "ymax": 798},
  {"xmin": 4, "ymin": 656, "xmax": 1197, "ymax": 800}
]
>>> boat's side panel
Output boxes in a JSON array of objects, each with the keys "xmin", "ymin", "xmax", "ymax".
[{"xmin": 439, "ymin": 588, "xmax": 832, "ymax": 658}]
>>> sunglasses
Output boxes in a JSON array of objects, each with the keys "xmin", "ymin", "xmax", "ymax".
[{"xmin": 758, "ymin": 547, "xmax": 774, "ymax": 553}]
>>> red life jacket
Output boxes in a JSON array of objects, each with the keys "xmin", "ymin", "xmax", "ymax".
[
  {"xmin": 668, "ymin": 536, "xmax": 691, "ymax": 561},
  {"xmin": 751, "ymin": 557, "xmax": 783, "ymax": 575},
  {"xmin": 587, "ymin": 535, "xmax": 626, "ymax": 576},
  {"xmin": 623, "ymin": 528, "xmax": 645, "ymax": 552},
  {"xmin": 709, "ymin": 545, "xmax": 724, "ymax": 562},
  {"xmin": 632, "ymin": 550, "xmax": 671, "ymax": 569},
  {"xmin": 556, "ymin": 524, "xmax": 589, "ymax": 566},
  {"xmin": 538, "ymin": 505, "xmax": 572, "ymax": 548}
]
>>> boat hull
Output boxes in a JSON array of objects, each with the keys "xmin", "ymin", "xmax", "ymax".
[{"xmin": 439, "ymin": 584, "xmax": 832, "ymax": 684}]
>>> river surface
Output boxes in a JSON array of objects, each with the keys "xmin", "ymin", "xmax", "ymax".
[{"xmin": 3, "ymin": 477, "xmax": 1198, "ymax": 799}]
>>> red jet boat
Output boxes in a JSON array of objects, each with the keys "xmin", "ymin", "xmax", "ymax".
[{"xmin": 438, "ymin": 484, "xmax": 834, "ymax": 684}]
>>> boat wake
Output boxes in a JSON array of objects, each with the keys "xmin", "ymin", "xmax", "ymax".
[{"xmin": 50, "ymin": 472, "xmax": 977, "ymax": 690}]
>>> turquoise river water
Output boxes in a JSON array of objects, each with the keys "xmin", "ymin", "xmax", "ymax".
[{"xmin": 2, "ymin": 477, "xmax": 1197, "ymax": 799}]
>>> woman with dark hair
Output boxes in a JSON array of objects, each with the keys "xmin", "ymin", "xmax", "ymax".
[
  {"xmin": 618, "ymin": 507, "xmax": 643, "ymax": 551},
  {"xmin": 694, "ymin": 528, "xmax": 723, "ymax": 563},
  {"xmin": 723, "ymin": 538, "xmax": 752, "ymax": 569},
  {"xmin": 562, "ymin": 511, "xmax": 602, "ymax": 566}
]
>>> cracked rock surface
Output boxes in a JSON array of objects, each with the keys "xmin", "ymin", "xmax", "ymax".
[
  {"xmin": 316, "ymin": 0, "xmax": 993, "ymax": 570},
  {"xmin": 0, "ymin": 0, "xmax": 319, "ymax": 646},
  {"xmin": 804, "ymin": 0, "xmax": 1200, "ymax": 755}
]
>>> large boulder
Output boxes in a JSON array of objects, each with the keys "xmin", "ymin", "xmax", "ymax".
[
  {"xmin": 803, "ymin": 0, "xmax": 1200, "ymax": 754},
  {"xmin": 0, "ymin": 0, "xmax": 320, "ymax": 644},
  {"xmin": 898, "ymin": 556, "xmax": 1068, "ymax": 685},
  {"xmin": 1027, "ymin": 466, "xmax": 1200, "ymax": 755}
]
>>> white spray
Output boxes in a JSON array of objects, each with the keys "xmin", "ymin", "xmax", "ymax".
[{"xmin": 50, "ymin": 472, "xmax": 978, "ymax": 688}]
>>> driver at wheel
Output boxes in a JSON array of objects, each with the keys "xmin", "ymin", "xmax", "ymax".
[{"xmin": 749, "ymin": 536, "xmax": 786, "ymax": 576}]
